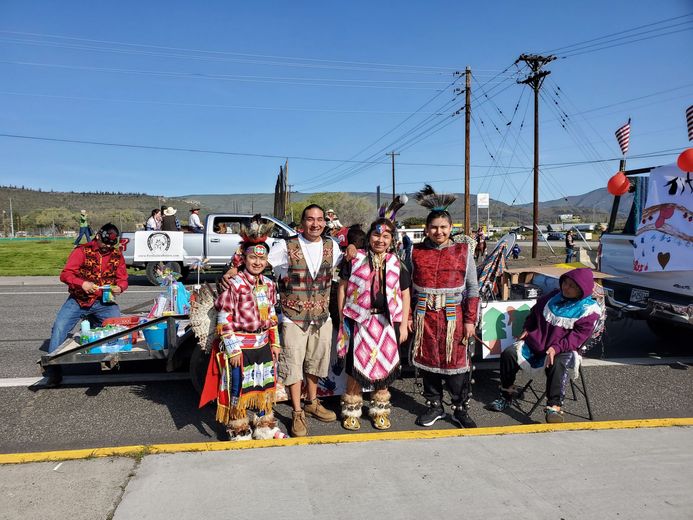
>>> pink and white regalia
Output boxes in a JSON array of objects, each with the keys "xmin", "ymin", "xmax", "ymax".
[{"xmin": 339, "ymin": 250, "xmax": 403, "ymax": 388}]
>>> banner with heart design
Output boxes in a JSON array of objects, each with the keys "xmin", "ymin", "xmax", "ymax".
[{"xmin": 634, "ymin": 164, "xmax": 693, "ymax": 272}]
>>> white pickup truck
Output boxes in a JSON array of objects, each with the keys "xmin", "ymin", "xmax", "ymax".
[
  {"xmin": 121, "ymin": 213, "xmax": 296, "ymax": 285},
  {"xmin": 598, "ymin": 163, "xmax": 692, "ymax": 342}
]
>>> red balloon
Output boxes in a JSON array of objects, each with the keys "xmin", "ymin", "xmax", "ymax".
[
  {"xmin": 607, "ymin": 171, "xmax": 630, "ymax": 196},
  {"xmin": 677, "ymin": 148, "xmax": 693, "ymax": 172}
]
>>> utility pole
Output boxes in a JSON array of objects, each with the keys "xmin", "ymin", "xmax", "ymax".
[
  {"xmin": 9, "ymin": 198, "xmax": 15, "ymax": 238},
  {"xmin": 376, "ymin": 185, "xmax": 381, "ymax": 210},
  {"xmin": 517, "ymin": 53, "xmax": 555, "ymax": 258},
  {"xmin": 464, "ymin": 66, "xmax": 471, "ymax": 235},
  {"xmin": 386, "ymin": 151, "xmax": 399, "ymax": 202}
]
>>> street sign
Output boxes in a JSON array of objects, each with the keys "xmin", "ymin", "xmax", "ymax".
[{"xmin": 477, "ymin": 193, "xmax": 490, "ymax": 208}]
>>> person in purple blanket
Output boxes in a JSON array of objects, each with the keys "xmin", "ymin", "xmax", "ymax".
[{"xmin": 487, "ymin": 267, "xmax": 601, "ymax": 423}]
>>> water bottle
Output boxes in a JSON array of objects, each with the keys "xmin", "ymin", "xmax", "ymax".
[{"xmin": 80, "ymin": 320, "xmax": 91, "ymax": 344}]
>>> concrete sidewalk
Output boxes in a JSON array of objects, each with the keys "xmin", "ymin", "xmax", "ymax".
[{"xmin": 1, "ymin": 424, "xmax": 691, "ymax": 520}]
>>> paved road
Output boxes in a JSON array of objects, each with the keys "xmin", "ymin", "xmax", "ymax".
[{"xmin": 0, "ymin": 276, "xmax": 691, "ymax": 455}]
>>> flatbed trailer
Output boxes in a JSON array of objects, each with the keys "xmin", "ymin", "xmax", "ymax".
[{"xmin": 39, "ymin": 308, "xmax": 211, "ymax": 392}]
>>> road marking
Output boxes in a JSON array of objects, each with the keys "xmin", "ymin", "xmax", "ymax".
[
  {"xmin": 0, "ymin": 373, "xmax": 190, "ymax": 388},
  {"xmin": 0, "ymin": 290, "xmax": 161, "ymax": 295},
  {"xmin": 1, "ymin": 357, "xmax": 689, "ymax": 387},
  {"xmin": 473, "ymin": 357, "xmax": 693, "ymax": 370},
  {"xmin": 1, "ymin": 418, "xmax": 691, "ymax": 464}
]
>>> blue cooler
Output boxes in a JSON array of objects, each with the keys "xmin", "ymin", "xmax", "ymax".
[{"xmin": 143, "ymin": 323, "xmax": 175, "ymax": 350}]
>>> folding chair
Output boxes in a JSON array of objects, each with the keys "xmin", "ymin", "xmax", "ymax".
[{"xmin": 518, "ymin": 350, "xmax": 594, "ymax": 421}]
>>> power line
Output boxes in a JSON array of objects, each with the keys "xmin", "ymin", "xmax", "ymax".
[
  {"xmin": 0, "ymin": 29, "xmax": 467, "ymax": 73},
  {"xmin": 0, "ymin": 131, "xmax": 678, "ymax": 171},
  {"xmin": 543, "ymin": 13, "xmax": 693, "ymax": 54},
  {"xmin": 0, "ymin": 60, "xmax": 452, "ymax": 90},
  {"xmin": 0, "ymin": 90, "xmax": 445, "ymax": 115},
  {"xmin": 560, "ymin": 26, "xmax": 693, "ymax": 58}
]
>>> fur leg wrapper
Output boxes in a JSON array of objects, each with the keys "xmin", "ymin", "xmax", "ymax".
[
  {"xmin": 227, "ymin": 416, "xmax": 252, "ymax": 441},
  {"xmin": 252, "ymin": 413, "xmax": 288, "ymax": 440},
  {"xmin": 369, "ymin": 390, "xmax": 392, "ymax": 430},
  {"xmin": 341, "ymin": 394, "xmax": 363, "ymax": 431}
]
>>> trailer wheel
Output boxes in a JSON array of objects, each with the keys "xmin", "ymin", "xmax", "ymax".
[
  {"xmin": 189, "ymin": 345, "xmax": 211, "ymax": 395},
  {"xmin": 145, "ymin": 261, "xmax": 182, "ymax": 286}
]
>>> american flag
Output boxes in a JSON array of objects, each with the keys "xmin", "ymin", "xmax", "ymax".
[
  {"xmin": 687, "ymin": 105, "xmax": 693, "ymax": 141},
  {"xmin": 615, "ymin": 119, "xmax": 631, "ymax": 156}
]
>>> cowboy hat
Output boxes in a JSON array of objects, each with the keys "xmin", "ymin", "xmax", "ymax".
[
  {"xmin": 80, "ymin": 209, "xmax": 87, "ymax": 215},
  {"xmin": 163, "ymin": 207, "xmax": 177, "ymax": 216},
  {"xmin": 190, "ymin": 207, "xmax": 201, "ymax": 212}
]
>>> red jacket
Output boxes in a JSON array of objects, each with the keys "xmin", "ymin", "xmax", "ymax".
[{"xmin": 60, "ymin": 241, "xmax": 128, "ymax": 308}]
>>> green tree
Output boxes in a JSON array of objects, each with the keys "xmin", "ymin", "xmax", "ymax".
[{"xmin": 289, "ymin": 193, "xmax": 375, "ymax": 227}]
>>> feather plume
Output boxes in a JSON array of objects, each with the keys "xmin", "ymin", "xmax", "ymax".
[
  {"xmin": 189, "ymin": 283, "xmax": 218, "ymax": 353},
  {"xmin": 240, "ymin": 213, "xmax": 274, "ymax": 244},
  {"xmin": 414, "ymin": 184, "xmax": 456, "ymax": 211},
  {"xmin": 377, "ymin": 194, "xmax": 408, "ymax": 221}
]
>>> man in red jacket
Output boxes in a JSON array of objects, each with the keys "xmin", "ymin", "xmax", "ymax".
[{"xmin": 44, "ymin": 223, "xmax": 129, "ymax": 386}]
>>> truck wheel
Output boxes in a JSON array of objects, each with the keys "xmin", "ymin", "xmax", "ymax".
[
  {"xmin": 145, "ymin": 261, "xmax": 182, "ymax": 286},
  {"xmin": 189, "ymin": 344, "xmax": 211, "ymax": 395},
  {"xmin": 646, "ymin": 318, "xmax": 688, "ymax": 344}
]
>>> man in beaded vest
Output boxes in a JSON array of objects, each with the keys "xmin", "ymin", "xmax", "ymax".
[
  {"xmin": 45, "ymin": 223, "xmax": 128, "ymax": 386},
  {"xmin": 409, "ymin": 185, "xmax": 480, "ymax": 429},
  {"xmin": 268, "ymin": 204, "xmax": 343, "ymax": 437}
]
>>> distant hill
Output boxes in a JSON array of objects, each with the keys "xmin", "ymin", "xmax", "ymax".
[{"xmin": 1, "ymin": 184, "xmax": 627, "ymax": 234}]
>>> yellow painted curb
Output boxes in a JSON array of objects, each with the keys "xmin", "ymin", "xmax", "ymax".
[{"xmin": 2, "ymin": 417, "xmax": 692, "ymax": 465}]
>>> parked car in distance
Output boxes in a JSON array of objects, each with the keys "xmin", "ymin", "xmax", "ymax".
[{"xmin": 547, "ymin": 231, "xmax": 566, "ymax": 241}]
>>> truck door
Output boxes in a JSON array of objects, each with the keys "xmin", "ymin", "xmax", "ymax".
[{"xmin": 206, "ymin": 216, "xmax": 247, "ymax": 265}]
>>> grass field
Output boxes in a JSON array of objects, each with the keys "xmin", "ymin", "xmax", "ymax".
[
  {"xmin": 0, "ymin": 239, "xmax": 76, "ymax": 276},
  {"xmin": 0, "ymin": 239, "xmax": 145, "ymax": 276}
]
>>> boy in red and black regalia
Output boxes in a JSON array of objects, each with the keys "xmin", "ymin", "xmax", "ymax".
[
  {"xmin": 45, "ymin": 223, "xmax": 128, "ymax": 386},
  {"xmin": 199, "ymin": 215, "xmax": 286, "ymax": 440},
  {"xmin": 409, "ymin": 185, "xmax": 480, "ymax": 429}
]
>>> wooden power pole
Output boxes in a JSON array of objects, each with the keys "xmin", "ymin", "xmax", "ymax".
[
  {"xmin": 464, "ymin": 66, "xmax": 471, "ymax": 235},
  {"xmin": 517, "ymin": 53, "xmax": 555, "ymax": 258},
  {"xmin": 386, "ymin": 151, "xmax": 399, "ymax": 202}
]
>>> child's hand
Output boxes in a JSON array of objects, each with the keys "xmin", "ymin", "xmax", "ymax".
[{"xmin": 544, "ymin": 347, "xmax": 556, "ymax": 367}]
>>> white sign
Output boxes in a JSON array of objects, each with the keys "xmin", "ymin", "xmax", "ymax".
[
  {"xmin": 634, "ymin": 164, "xmax": 693, "ymax": 273},
  {"xmin": 477, "ymin": 193, "xmax": 490, "ymax": 209},
  {"xmin": 479, "ymin": 299, "xmax": 536, "ymax": 358},
  {"xmin": 559, "ymin": 214, "xmax": 574, "ymax": 222},
  {"xmin": 133, "ymin": 231, "xmax": 185, "ymax": 262}
]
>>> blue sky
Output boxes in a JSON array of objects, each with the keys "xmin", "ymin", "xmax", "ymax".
[{"xmin": 0, "ymin": 1, "xmax": 691, "ymax": 204}]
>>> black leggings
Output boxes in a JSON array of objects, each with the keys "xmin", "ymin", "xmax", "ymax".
[
  {"xmin": 422, "ymin": 370, "xmax": 470, "ymax": 407},
  {"xmin": 500, "ymin": 346, "xmax": 575, "ymax": 407}
]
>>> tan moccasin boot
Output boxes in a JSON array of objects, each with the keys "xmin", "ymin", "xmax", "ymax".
[
  {"xmin": 291, "ymin": 410, "xmax": 308, "ymax": 437},
  {"xmin": 304, "ymin": 399, "xmax": 337, "ymax": 422}
]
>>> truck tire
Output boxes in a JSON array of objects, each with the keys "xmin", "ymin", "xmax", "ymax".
[
  {"xmin": 145, "ymin": 261, "xmax": 182, "ymax": 286},
  {"xmin": 646, "ymin": 318, "xmax": 689, "ymax": 344},
  {"xmin": 189, "ymin": 344, "xmax": 211, "ymax": 395}
]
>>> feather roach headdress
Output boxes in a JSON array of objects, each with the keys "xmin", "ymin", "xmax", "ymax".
[
  {"xmin": 240, "ymin": 214, "xmax": 274, "ymax": 244},
  {"xmin": 414, "ymin": 184, "xmax": 456, "ymax": 212},
  {"xmin": 377, "ymin": 194, "xmax": 408, "ymax": 221}
]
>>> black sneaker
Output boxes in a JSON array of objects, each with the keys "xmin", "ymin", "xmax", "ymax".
[
  {"xmin": 416, "ymin": 401, "xmax": 445, "ymax": 427},
  {"xmin": 451, "ymin": 405, "xmax": 477, "ymax": 428}
]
